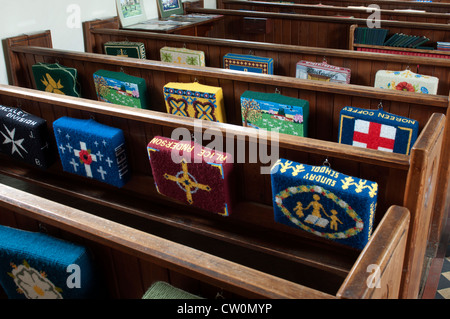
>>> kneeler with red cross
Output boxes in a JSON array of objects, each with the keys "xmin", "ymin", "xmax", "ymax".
[{"xmin": 338, "ymin": 106, "xmax": 419, "ymax": 155}]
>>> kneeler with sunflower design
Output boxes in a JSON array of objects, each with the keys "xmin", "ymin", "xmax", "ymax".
[
  {"xmin": 53, "ymin": 116, "xmax": 131, "ymax": 188},
  {"xmin": 0, "ymin": 225, "xmax": 99, "ymax": 299},
  {"xmin": 270, "ymin": 159, "xmax": 378, "ymax": 250}
]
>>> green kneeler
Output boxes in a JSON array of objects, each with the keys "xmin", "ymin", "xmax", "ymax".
[
  {"xmin": 142, "ymin": 281, "xmax": 203, "ymax": 299},
  {"xmin": 32, "ymin": 63, "xmax": 81, "ymax": 97},
  {"xmin": 93, "ymin": 69, "xmax": 149, "ymax": 109}
]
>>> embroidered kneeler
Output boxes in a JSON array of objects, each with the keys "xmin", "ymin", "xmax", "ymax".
[
  {"xmin": 270, "ymin": 159, "xmax": 378, "ymax": 250},
  {"xmin": 160, "ymin": 46, "xmax": 206, "ymax": 66},
  {"xmin": 53, "ymin": 116, "xmax": 131, "ymax": 188},
  {"xmin": 374, "ymin": 69, "xmax": 439, "ymax": 94},
  {"xmin": 104, "ymin": 41, "xmax": 146, "ymax": 59},
  {"xmin": 295, "ymin": 60, "xmax": 351, "ymax": 84},
  {"xmin": 338, "ymin": 106, "xmax": 419, "ymax": 155},
  {"xmin": 163, "ymin": 82, "xmax": 226, "ymax": 123},
  {"xmin": 32, "ymin": 63, "xmax": 81, "ymax": 97},
  {"xmin": 223, "ymin": 53, "xmax": 274, "ymax": 74},
  {"xmin": 0, "ymin": 225, "xmax": 98, "ymax": 299},
  {"xmin": 147, "ymin": 136, "xmax": 233, "ymax": 216},
  {"xmin": 240, "ymin": 91, "xmax": 309, "ymax": 137},
  {"xmin": 142, "ymin": 281, "xmax": 203, "ymax": 299},
  {"xmin": 0, "ymin": 105, "xmax": 53, "ymax": 169},
  {"xmin": 93, "ymin": 69, "xmax": 149, "ymax": 109}
]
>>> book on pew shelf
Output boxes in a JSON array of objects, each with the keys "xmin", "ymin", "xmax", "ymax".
[
  {"xmin": 338, "ymin": 105, "xmax": 419, "ymax": 155},
  {"xmin": 53, "ymin": 117, "xmax": 131, "ymax": 188},
  {"xmin": 240, "ymin": 91, "xmax": 309, "ymax": 137},
  {"xmin": 0, "ymin": 105, "xmax": 54, "ymax": 169},
  {"xmin": 410, "ymin": 37, "xmax": 430, "ymax": 48},
  {"xmin": 163, "ymin": 82, "xmax": 226, "ymax": 122},
  {"xmin": 383, "ymin": 33, "xmax": 400, "ymax": 46},
  {"xmin": 147, "ymin": 136, "xmax": 234, "ymax": 216},
  {"xmin": 270, "ymin": 159, "xmax": 378, "ymax": 250}
]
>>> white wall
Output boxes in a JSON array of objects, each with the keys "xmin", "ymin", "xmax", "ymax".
[{"xmin": 0, "ymin": 0, "xmax": 189, "ymax": 85}]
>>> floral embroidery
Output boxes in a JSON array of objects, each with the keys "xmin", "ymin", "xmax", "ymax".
[
  {"xmin": 8, "ymin": 260, "xmax": 63, "ymax": 299},
  {"xmin": 395, "ymin": 81, "xmax": 415, "ymax": 92},
  {"xmin": 78, "ymin": 149, "xmax": 93, "ymax": 165}
]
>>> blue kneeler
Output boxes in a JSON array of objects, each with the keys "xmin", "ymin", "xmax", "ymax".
[
  {"xmin": 53, "ymin": 117, "xmax": 131, "ymax": 188},
  {"xmin": 0, "ymin": 225, "xmax": 98, "ymax": 299}
]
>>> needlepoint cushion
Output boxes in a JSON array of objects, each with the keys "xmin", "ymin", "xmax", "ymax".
[
  {"xmin": 142, "ymin": 281, "xmax": 203, "ymax": 299},
  {"xmin": 53, "ymin": 116, "xmax": 131, "ymax": 188},
  {"xmin": 104, "ymin": 41, "xmax": 146, "ymax": 59},
  {"xmin": 32, "ymin": 62, "xmax": 81, "ymax": 97},
  {"xmin": 240, "ymin": 91, "xmax": 309, "ymax": 137},
  {"xmin": 147, "ymin": 136, "xmax": 234, "ymax": 216},
  {"xmin": 0, "ymin": 225, "xmax": 98, "ymax": 299},
  {"xmin": 0, "ymin": 105, "xmax": 53, "ymax": 169},
  {"xmin": 160, "ymin": 46, "xmax": 206, "ymax": 66},
  {"xmin": 223, "ymin": 53, "xmax": 274, "ymax": 74},
  {"xmin": 374, "ymin": 69, "xmax": 439, "ymax": 94},
  {"xmin": 338, "ymin": 106, "xmax": 419, "ymax": 155},
  {"xmin": 93, "ymin": 69, "xmax": 149, "ymax": 109},
  {"xmin": 163, "ymin": 82, "xmax": 226, "ymax": 122},
  {"xmin": 271, "ymin": 159, "xmax": 378, "ymax": 250},
  {"xmin": 295, "ymin": 60, "xmax": 351, "ymax": 84}
]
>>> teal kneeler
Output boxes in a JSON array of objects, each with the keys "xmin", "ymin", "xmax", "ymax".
[{"xmin": 0, "ymin": 225, "xmax": 98, "ymax": 299}]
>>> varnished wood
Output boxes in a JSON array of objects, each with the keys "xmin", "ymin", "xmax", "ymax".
[
  {"xmin": 186, "ymin": 7, "xmax": 450, "ymax": 49},
  {"xmin": 337, "ymin": 205, "xmax": 410, "ymax": 299},
  {"xmin": 223, "ymin": 0, "xmax": 450, "ymax": 24},
  {"xmin": 0, "ymin": 180, "xmax": 409, "ymax": 298},
  {"xmin": 83, "ymin": 20, "xmax": 450, "ymax": 95},
  {"xmin": 3, "ymin": 30, "xmax": 449, "ymax": 298},
  {"xmin": 0, "ymin": 83, "xmax": 444, "ymax": 298},
  {"xmin": 227, "ymin": 0, "xmax": 450, "ymax": 13}
]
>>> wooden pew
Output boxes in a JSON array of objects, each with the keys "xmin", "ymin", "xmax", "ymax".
[
  {"xmin": 183, "ymin": 7, "xmax": 450, "ymax": 50},
  {"xmin": 7, "ymin": 29, "xmax": 450, "ymax": 262},
  {"xmin": 221, "ymin": 0, "xmax": 450, "ymax": 24},
  {"xmin": 0, "ymin": 179, "xmax": 410, "ymax": 299},
  {"xmin": 4, "ymin": 30, "xmax": 449, "ymax": 297},
  {"xmin": 227, "ymin": 0, "xmax": 450, "ymax": 13},
  {"xmin": 0, "ymin": 78, "xmax": 444, "ymax": 300},
  {"xmin": 83, "ymin": 17, "xmax": 450, "ymax": 96}
]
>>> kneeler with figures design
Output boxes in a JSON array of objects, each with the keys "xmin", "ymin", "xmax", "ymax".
[
  {"xmin": 271, "ymin": 159, "xmax": 378, "ymax": 250},
  {"xmin": 147, "ymin": 136, "xmax": 234, "ymax": 216}
]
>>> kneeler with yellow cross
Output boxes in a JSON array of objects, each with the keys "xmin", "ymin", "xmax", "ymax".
[{"xmin": 147, "ymin": 136, "xmax": 234, "ymax": 216}]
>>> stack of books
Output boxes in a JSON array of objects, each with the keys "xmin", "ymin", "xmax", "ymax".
[
  {"xmin": 437, "ymin": 42, "xmax": 450, "ymax": 52},
  {"xmin": 354, "ymin": 28, "xmax": 389, "ymax": 46},
  {"xmin": 383, "ymin": 33, "xmax": 431, "ymax": 49}
]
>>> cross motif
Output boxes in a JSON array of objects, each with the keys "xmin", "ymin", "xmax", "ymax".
[
  {"xmin": 164, "ymin": 159, "xmax": 211, "ymax": 204},
  {"xmin": 97, "ymin": 166, "xmax": 107, "ymax": 180},
  {"xmin": 69, "ymin": 158, "xmax": 79, "ymax": 172},
  {"xmin": 74, "ymin": 141, "xmax": 97, "ymax": 178},
  {"xmin": 353, "ymin": 120, "xmax": 396, "ymax": 152}
]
